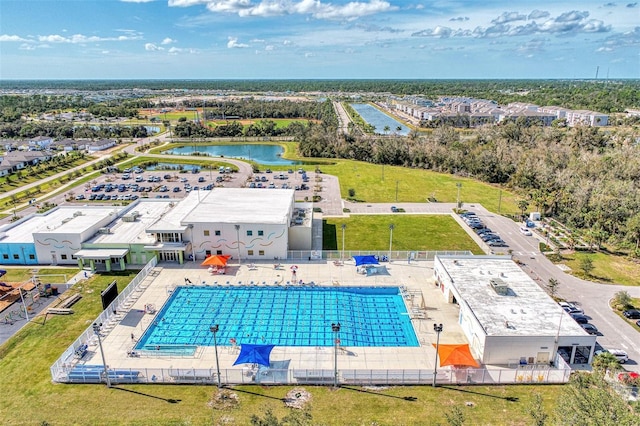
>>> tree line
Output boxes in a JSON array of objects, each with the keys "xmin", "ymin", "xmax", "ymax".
[
  {"xmin": 299, "ymin": 121, "xmax": 640, "ymax": 254},
  {"xmin": 0, "ymin": 120, "xmax": 149, "ymax": 139}
]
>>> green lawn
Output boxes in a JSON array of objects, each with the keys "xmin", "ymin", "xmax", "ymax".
[
  {"xmin": 0, "ymin": 268, "xmax": 560, "ymax": 424},
  {"xmin": 316, "ymin": 160, "xmax": 516, "ymax": 213},
  {"xmin": 323, "ymin": 215, "xmax": 484, "ymax": 254},
  {"xmin": 556, "ymin": 252, "xmax": 640, "ymax": 286}
]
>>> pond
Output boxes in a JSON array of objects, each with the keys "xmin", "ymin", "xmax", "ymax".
[
  {"xmin": 162, "ymin": 144, "xmax": 302, "ymax": 165},
  {"xmin": 350, "ymin": 103, "xmax": 410, "ymax": 136}
]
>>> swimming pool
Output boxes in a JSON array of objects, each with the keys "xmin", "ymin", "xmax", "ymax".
[{"xmin": 135, "ymin": 286, "xmax": 418, "ymax": 350}]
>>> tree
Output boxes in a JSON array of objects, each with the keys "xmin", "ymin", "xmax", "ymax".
[
  {"xmin": 444, "ymin": 405, "xmax": 465, "ymax": 426},
  {"xmin": 612, "ymin": 290, "xmax": 632, "ymax": 310},
  {"xmin": 547, "ymin": 278, "xmax": 560, "ymax": 298},
  {"xmin": 578, "ymin": 256, "xmax": 594, "ymax": 277},
  {"xmin": 527, "ymin": 393, "xmax": 549, "ymax": 426},
  {"xmin": 348, "ymin": 188, "xmax": 356, "ymax": 198},
  {"xmin": 517, "ymin": 199, "xmax": 529, "ymax": 218},
  {"xmin": 553, "ymin": 372, "xmax": 638, "ymax": 425},
  {"xmin": 591, "ymin": 352, "xmax": 622, "ymax": 373},
  {"xmin": 383, "ymin": 125, "xmax": 390, "ymax": 135}
]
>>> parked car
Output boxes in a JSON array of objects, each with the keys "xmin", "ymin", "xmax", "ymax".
[
  {"xmin": 570, "ymin": 313, "xmax": 589, "ymax": 324},
  {"xmin": 595, "ymin": 349, "xmax": 629, "ymax": 363},
  {"xmin": 391, "ymin": 206, "xmax": 398, "ymax": 212},
  {"xmin": 559, "ymin": 302, "xmax": 583, "ymax": 314},
  {"xmin": 519, "ymin": 227, "xmax": 532, "ymax": 236},
  {"xmin": 488, "ymin": 241, "xmax": 508, "ymax": 247},
  {"xmin": 198, "ymin": 177, "xmax": 205, "ymax": 182},
  {"xmin": 75, "ymin": 194, "xmax": 85, "ymax": 200},
  {"xmin": 580, "ymin": 323, "xmax": 599, "ymax": 335},
  {"xmin": 622, "ymin": 309, "xmax": 640, "ymax": 319}
]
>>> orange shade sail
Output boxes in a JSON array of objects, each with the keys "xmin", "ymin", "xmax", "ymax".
[
  {"xmin": 432, "ymin": 343, "xmax": 480, "ymax": 368},
  {"xmin": 201, "ymin": 254, "xmax": 231, "ymax": 267}
]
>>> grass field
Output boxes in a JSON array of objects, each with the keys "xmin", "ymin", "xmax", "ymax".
[
  {"xmin": 556, "ymin": 251, "xmax": 640, "ymax": 286},
  {"xmin": 323, "ymin": 215, "xmax": 484, "ymax": 254},
  {"xmin": 0, "ymin": 270, "xmax": 560, "ymax": 425}
]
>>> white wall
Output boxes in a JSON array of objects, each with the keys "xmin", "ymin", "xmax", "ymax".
[
  {"xmin": 483, "ymin": 335, "xmax": 556, "ymax": 365},
  {"xmin": 33, "ymin": 232, "xmax": 83, "ymax": 265},
  {"xmin": 190, "ymin": 222, "xmax": 288, "ymax": 260}
]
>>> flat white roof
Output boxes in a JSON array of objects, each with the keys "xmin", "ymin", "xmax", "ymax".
[
  {"xmin": 146, "ymin": 191, "xmax": 202, "ymax": 233},
  {"xmin": 74, "ymin": 248, "xmax": 129, "ymax": 259},
  {"xmin": 1, "ymin": 206, "xmax": 125, "ymax": 243},
  {"xmin": 89, "ymin": 200, "xmax": 175, "ymax": 245},
  {"xmin": 437, "ymin": 255, "xmax": 588, "ymax": 337},
  {"xmin": 182, "ymin": 188, "xmax": 294, "ymax": 225}
]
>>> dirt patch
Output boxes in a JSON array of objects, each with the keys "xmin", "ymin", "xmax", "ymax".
[{"xmin": 284, "ymin": 387, "xmax": 312, "ymax": 409}]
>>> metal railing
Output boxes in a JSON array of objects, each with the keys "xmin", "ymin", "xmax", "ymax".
[
  {"xmin": 50, "ymin": 257, "xmax": 158, "ymax": 382},
  {"xmin": 287, "ymin": 250, "xmax": 472, "ymax": 261},
  {"xmin": 53, "ymin": 365, "xmax": 571, "ymax": 386}
]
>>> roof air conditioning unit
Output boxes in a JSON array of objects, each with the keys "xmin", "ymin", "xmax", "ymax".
[
  {"xmin": 489, "ymin": 278, "xmax": 509, "ymax": 296},
  {"xmin": 98, "ymin": 227, "xmax": 110, "ymax": 234}
]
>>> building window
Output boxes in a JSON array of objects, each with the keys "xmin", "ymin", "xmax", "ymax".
[
  {"xmin": 204, "ymin": 230, "xmax": 210, "ymax": 236},
  {"xmin": 61, "ymin": 254, "xmax": 68, "ymax": 260},
  {"xmin": 258, "ymin": 230, "xmax": 264, "ymax": 236},
  {"xmin": 247, "ymin": 250, "xmax": 254, "ymax": 256},
  {"xmin": 2, "ymin": 254, "xmax": 7, "ymax": 260},
  {"xmin": 259, "ymin": 250, "xmax": 265, "ymax": 256},
  {"xmin": 205, "ymin": 250, "xmax": 212, "ymax": 256},
  {"xmin": 246, "ymin": 230, "xmax": 253, "ymax": 236},
  {"xmin": 216, "ymin": 250, "xmax": 222, "ymax": 255},
  {"xmin": 215, "ymin": 230, "xmax": 221, "ymax": 236},
  {"xmin": 13, "ymin": 254, "xmax": 19, "ymax": 260},
  {"xmin": 29, "ymin": 254, "xmax": 35, "ymax": 260}
]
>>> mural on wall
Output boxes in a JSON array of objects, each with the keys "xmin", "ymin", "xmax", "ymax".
[
  {"xmin": 36, "ymin": 238, "xmax": 80, "ymax": 250},
  {"xmin": 195, "ymin": 229, "xmax": 285, "ymax": 256}
]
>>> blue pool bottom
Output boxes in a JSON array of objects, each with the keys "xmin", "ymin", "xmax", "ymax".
[{"xmin": 136, "ymin": 286, "xmax": 419, "ymax": 350}]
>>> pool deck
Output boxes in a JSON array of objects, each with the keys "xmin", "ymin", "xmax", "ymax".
[{"xmin": 89, "ymin": 259, "xmax": 469, "ymax": 374}]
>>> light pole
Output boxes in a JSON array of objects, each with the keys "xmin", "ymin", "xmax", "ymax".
[
  {"xmin": 210, "ymin": 324, "xmax": 222, "ymax": 388},
  {"xmin": 332, "ymin": 322, "xmax": 341, "ymax": 387},
  {"xmin": 388, "ymin": 224, "xmax": 394, "ymax": 262},
  {"xmin": 456, "ymin": 183, "xmax": 462, "ymax": 209},
  {"xmin": 92, "ymin": 322, "xmax": 111, "ymax": 388},
  {"xmin": 432, "ymin": 323, "xmax": 443, "ymax": 387},
  {"xmin": 341, "ymin": 224, "xmax": 346, "ymax": 261},
  {"xmin": 234, "ymin": 225, "xmax": 241, "ymax": 265}
]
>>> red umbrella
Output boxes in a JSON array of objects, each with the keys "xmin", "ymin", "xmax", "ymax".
[{"xmin": 201, "ymin": 255, "xmax": 231, "ymax": 267}]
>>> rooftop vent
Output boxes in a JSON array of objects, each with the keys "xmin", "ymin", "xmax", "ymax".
[
  {"xmin": 490, "ymin": 277, "xmax": 509, "ymax": 296},
  {"xmin": 122, "ymin": 211, "xmax": 140, "ymax": 222},
  {"xmin": 98, "ymin": 227, "xmax": 110, "ymax": 234},
  {"xmin": 73, "ymin": 211, "xmax": 83, "ymax": 217}
]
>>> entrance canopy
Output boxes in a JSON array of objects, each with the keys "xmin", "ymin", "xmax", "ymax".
[
  {"xmin": 353, "ymin": 255, "xmax": 379, "ymax": 266},
  {"xmin": 233, "ymin": 344, "xmax": 275, "ymax": 367},
  {"xmin": 433, "ymin": 343, "xmax": 480, "ymax": 367},
  {"xmin": 74, "ymin": 248, "xmax": 129, "ymax": 260}
]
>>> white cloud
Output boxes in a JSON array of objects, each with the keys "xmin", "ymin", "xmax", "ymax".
[
  {"xmin": 0, "ymin": 34, "xmax": 31, "ymax": 42},
  {"xmin": 161, "ymin": 37, "xmax": 176, "ymax": 44},
  {"xmin": 19, "ymin": 43, "xmax": 36, "ymax": 50},
  {"xmin": 227, "ymin": 36, "xmax": 249, "ymax": 48},
  {"xmin": 171, "ymin": 0, "xmax": 395, "ymax": 21},
  {"xmin": 304, "ymin": 52, "xmax": 314, "ymax": 57},
  {"xmin": 145, "ymin": 42, "xmax": 164, "ymax": 51},
  {"xmin": 412, "ymin": 9, "xmax": 613, "ymax": 39},
  {"xmin": 265, "ymin": 45, "xmax": 275, "ymax": 50},
  {"xmin": 528, "ymin": 10, "xmax": 550, "ymax": 20},
  {"xmin": 36, "ymin": 33, "xmax": 142, "ymax": 44}
]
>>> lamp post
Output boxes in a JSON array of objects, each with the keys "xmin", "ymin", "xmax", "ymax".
[
  {"xmin": 92, "ymin": 322, "xmax": 111, "ymax": 388},
  {"xmin": 341, "ymin": 224, "xmax": 346, "ymax": 261},
  {"xmin": 432, "ymin": 323, "xmax": 443, "ymax": 387},
  {"xmin": 210, "ymin": 324, "xmax": 222, "ymax": 388},
  {"xmin": 234, "ymin": 225, "xmax": 241, "ymax": 266},
  {"xmin": 456, "ymin": 183, "xmax": 462, "ymax": 208},
  {"xmin": 388, "ymin": 224, "xmax": 394, "ymax": 262},
  {"xmin": 332, "ymin": 322, "xmax": 341, "ymax": 387}
]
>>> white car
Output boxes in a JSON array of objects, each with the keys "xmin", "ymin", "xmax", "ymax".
[
  {"xmin": 519, "ymin": 227, "xmax": 532, "ymax": 236},
  {"xmin": 595, "ymin": 349, "xmax": 628, "ymax": 363}
]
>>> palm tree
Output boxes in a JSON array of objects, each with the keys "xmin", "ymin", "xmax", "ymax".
[
  {"xmin": 383, "ymin": 125, "xmax": 390, "ymax": 135},
  {"xmin": 517, "ymin": 199, "xmax": 529, "ymax": 219}
]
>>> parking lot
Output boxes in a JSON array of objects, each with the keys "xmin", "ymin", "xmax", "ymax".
[{"xmin": 70, "ymin": 166, "xmax": 325, "ymax": 205}]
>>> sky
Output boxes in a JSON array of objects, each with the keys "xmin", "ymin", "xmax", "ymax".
[{"xmin": 0, "ymin": 0, "xmax": 638, "ymax": 80}]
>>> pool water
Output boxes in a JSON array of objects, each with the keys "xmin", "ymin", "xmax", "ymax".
[{"xmin": 135, "ymin": 286, "xmax": 418, "ymax": 349}]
